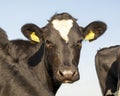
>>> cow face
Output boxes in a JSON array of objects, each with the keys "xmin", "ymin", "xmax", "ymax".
[{"xmin": 22, "ymin": 13, "xmax": 107, "ymax": 83}]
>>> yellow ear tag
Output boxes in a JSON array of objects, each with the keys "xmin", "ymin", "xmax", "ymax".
[
  {"xmin": 30, "ymin": 32, "xmax": 40, "ymax": 42},
  {"xmin": 85, "ymin": 31, "xmax": 95, "ymax": 40}
]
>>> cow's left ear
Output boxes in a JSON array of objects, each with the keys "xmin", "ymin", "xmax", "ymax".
[
  {"xmin": 84, "ymin": 21, "xmax": 107, "ymax": 42},
  {"xmin": 21, "ymin": 23, "xmax": 43, "ymax": 43}
]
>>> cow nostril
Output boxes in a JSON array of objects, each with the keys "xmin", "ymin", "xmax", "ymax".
[
  {"xmin": 72, "ymin": 70, "xmax": 78, "ymax": 77},
  {"xmin": 58, "ymin": 70, "xmax": 64, "ymax": 77}
]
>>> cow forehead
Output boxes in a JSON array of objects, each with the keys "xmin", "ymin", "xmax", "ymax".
[{"xmin": 52, "ymin": 19, "xmax": 73, "ymax": 43}]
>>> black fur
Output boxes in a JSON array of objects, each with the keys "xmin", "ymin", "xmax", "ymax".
[{"xmin": 95, "ymin": 45, "xmax": 120, "ymax": 96}]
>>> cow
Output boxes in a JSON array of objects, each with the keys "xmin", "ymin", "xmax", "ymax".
[
  {"xmin": 0, "ymin": 28, "xmax": 54, "ymax": 96},
  {"xmin": 0, "ymin": 12, "xmax": 107, "ymax": 96},
  {"xmin": 95, "ymin": 45, "xmax": 120, "ymax": 96}
]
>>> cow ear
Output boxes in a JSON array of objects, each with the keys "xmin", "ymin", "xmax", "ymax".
[
  {"xmin": 21, "ymin": 24, "xmax": 43, "ymax": 43},
  {"xmin": 84, "ymin": 21, "xmax": 107, "ymax": 42}
]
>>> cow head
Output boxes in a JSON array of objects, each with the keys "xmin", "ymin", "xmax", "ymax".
[{"xmin": 22, "ymin": 13, "xmax": 107, "ymax": 83}]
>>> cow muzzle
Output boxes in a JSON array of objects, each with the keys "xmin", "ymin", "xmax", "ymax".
[{"xmin": 57, "ymin": 66, "xmax": 79, "ymax": 83}]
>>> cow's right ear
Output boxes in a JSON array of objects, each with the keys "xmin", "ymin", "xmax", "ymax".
[{"xmin": 21, "ymin": 24, "xmax": 43, "ymax": 43}]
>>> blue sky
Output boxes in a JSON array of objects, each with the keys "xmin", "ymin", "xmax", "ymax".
[{"xmin": 0, "ymin": 0, "xmax": 120, "ymax": 96}]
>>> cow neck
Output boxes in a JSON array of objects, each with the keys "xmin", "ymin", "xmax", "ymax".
[
  {"xmin": 28, "ymin": 42, "xmax": 54, "ymax": 92},
  {"xmin": 28, "ymin": 42, "xmax": 44, "ymax": 66}
]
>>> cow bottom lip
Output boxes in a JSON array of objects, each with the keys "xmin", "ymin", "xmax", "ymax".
[
  {"xmin": 62, "ymin": 80, "xmax": 73, "ymax": 83},
  {"xmin": 58, "ymin": 78, "xmax": 79, "ymax": 83}
]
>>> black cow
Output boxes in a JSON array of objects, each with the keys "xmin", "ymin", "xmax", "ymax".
[
  {"xmin": 0, "ymin": 12, "xmax": 107, "ymax": 96},
  {"xmin": 0, "ymin": 28, "xmax": 54, "ymax": 96},
  {"xmin": 95, "ymin": 45, "xmax": 120, "ymax": 96}
]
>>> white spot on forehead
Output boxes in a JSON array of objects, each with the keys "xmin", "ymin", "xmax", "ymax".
[{"xmin": 52, "ymin": 19, "xmax": 73, "ymax": 43}]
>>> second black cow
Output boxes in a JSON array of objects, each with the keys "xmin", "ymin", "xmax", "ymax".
[
  {"xmin": 95, "ymin": 45, "xmax": 120, "ymax": 96},
  {"xmin": 0, "ymin": 13, "xmax": 107, "ymax": 96}
]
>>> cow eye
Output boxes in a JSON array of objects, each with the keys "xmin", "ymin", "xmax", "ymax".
[{"xmin": 46, "ymin": 40, "xmax": 54, "ymax": 48}]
